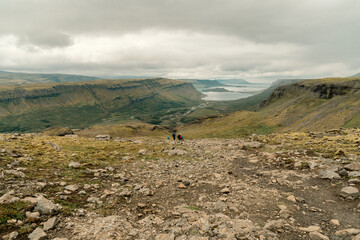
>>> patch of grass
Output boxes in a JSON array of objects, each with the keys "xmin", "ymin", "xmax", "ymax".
[
  {"xmin": 0, "ymin": 201, "xmax": 32, "ymax": 230},
  {"xmin": 183, "ymin": 206, "xmax": 200, "ymax": 211}
]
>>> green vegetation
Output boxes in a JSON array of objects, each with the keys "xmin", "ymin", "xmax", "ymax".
[{"xmin": 0, "ymin": 201, "xmax": 32, "ymax": 230}]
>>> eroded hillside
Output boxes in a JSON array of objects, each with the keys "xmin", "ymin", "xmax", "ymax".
[{"xmin": 1, "ymin": 129, "xmax": 360, "ymax": 239}]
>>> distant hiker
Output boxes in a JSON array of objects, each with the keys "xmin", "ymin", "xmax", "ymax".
[
  {"xmin": 177, "ymin": 133, "xmax": 183, "ymax": 141},
  {"xmin": 172, "ymin": 130, "xmax": 177, "ymax": 140},
  {"xmin": 167, "ymin": 136, "xmax": 170, "ymax": 141}
]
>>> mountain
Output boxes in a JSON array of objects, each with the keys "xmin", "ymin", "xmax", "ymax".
[
  {"xmin": 180, "ymin": 79, "xmax": 225, "ymax": 89},
  {"xmin": 181, "ymin": 77, "xmax": 360, "ymax": 138},
  {"xmin": 0, "ymin": 70, "xmax": 100, "ymax": 85},
  {"xmin": 215, "ymin": 79, "xmax": 250, "ymax": 84},
  {"xmin": 0, "ymin": 78, "xmax": 203, "ymax": 132},
  {"xmin": 351, "ymin": 72, "xmax": 360, "ymax": 77}
]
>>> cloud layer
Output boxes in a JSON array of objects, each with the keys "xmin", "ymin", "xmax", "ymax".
[{"xmin": 0, "ymin": 0, "xmax": 359, "ymax": 81}]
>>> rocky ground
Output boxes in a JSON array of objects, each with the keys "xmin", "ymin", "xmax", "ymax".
[{"xmin": 1, "ymin": 129, "xmax": 360, "ymax": 240}]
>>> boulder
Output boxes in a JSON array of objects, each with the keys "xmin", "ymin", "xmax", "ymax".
[
  {"xmin": 340, "ymin": 186, "xmax": 359, "ymax": 198},
  {"xmin": 34, "ymin": 195, "xmax": 59, "ymax": 215},
  {"xmin": 28, "ymin": 227, "xmax": 47, "ymax": 240}
]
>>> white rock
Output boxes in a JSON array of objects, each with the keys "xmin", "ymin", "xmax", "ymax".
[
  {"xmin": 28, "ymin": 227, "xmax": 47, "ymax": 240},
  {"xmin": 64, "ymin": 184, "xmax": 79, "ymax": 192},
  {"xmin": 299, "ymin": 225, "xmax": 322, "ymax": 232}
]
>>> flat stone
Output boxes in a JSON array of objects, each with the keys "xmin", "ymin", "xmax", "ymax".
[
  {"xmin": 2, "ymin": 231, "xmax": 18, "ymax": 240},
  {"xmin": 299, "ymin": 225, "xmax": 322, "ymax": 232},
  {"xmin": 64, "ymin": 184, "xmax": 79, "ymax": 192},
  {"xmin": 340, "ymin": 186, "xmax": 359, "ymax": 198},
  {"xmin": 264, "ymin": 219, "xmax": 286, "ymax": 231},
  {"xmin": 28, "ymin": 227, "xmax": 47, "ymax": 240},
  {"xmin": 309, "ymin": 231, "xmax": 329, "ymax": 240},
  {"xmin": 335, "ymin": 228, "xmax": 360, "ymax": 237},
  {"xmin": 344, "ymin": 162, "xmax": 360, "ymax": 171},
  {"xmin": 319, "ymin": 169, "xmax": 341, "ymax": 180},
  {"xmin": 43, "ymin": 216, "xmax": 58, "ymax": 231},
  {"xmin": 349, "ymin": 171, "xmax": 360, "ymax": 177}
]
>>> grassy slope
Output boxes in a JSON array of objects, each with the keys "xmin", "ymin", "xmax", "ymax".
[
  {"xmin": 181, "ymin": 77, "xmax": 360, "ymax": 138},
  {"xmin": 0, "ymin": 78, "xmax": 203, "ymax": 132}
]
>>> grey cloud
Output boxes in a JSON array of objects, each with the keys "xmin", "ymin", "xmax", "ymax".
[{"xmin": 0, "ymin": 0, "xmax": 359, "ymax": 80}]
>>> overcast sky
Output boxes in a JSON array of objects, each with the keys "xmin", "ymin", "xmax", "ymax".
[{"xmin": 0, "ymin": 0, "xmax": 359, "ymax": 82}]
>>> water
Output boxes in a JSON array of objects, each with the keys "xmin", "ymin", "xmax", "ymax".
[{"xmin": 201, "ymin": 83, "xmax": 270, "ymax": 101}]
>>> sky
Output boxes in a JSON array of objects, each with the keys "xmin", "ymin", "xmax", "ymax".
[{"xmin": 0, "ymin": 0, "xmax": 359, "ymax": 82}]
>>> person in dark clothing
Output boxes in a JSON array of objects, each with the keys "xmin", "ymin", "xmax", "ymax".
[
  {"xmin": 172, "ymin": 130, "xmax": 176, "ymax": 140},
  {"xmin": 177, "ymin": 133, "xmax": 183, "ymax": 141}
]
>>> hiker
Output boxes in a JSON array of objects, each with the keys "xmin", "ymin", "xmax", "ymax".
[
  {"xmin": 177, "ymin": 133, "xmax": 183, "ymax": 141},
  {"xmin": 172, "ymin": 130, "xmax": 177, "ymax": 140}
]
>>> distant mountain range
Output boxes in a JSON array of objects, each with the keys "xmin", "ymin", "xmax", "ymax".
[{"xmin": 0, "ymin": 70, "xmax": 100, "ymax": 85}]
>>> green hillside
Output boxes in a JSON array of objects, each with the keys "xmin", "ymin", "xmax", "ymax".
[
  {"xmin": 181, "ymin": 77, "xmax": 360, "ymax": 138},
  {"xmin": 0, "ymin": 78, "xmax": 203, "ymax": 132}
]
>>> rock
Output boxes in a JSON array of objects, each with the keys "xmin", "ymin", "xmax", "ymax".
[
  {"xmin": 299, "ymin": 225, "xmax": 322, "ymax": 232},
  {"xmin": 34, "ymin": 195, "xmax": 59, "ymax": 215},
  {"xmin": 52, "ymin": 239, "xmax": 68, "ymax": 240},
  {"xmin": 264, "ymin": 219, "xmax": 286, "ymax": 231},
  {"xmin": 353, "ymin": 234, "xmax": 360, "ymax": 240},
  {"xmin": 65, "ymin": 184, "xmax": 79, "ymax": 192},
  {"xmin": 119, "ymin": 189, "xmax": 132, "ymax": 197},
  {"xmin": 330, "ymin": 219, "xmax": 340, "ymax": 226},
  {"xmin": 287, "ymin": 195, "xmax": 296, "ymax": 203},
  {"xmin": 319, "ymin": 169, "xmax": 341, "ymax": 180},
  {"xmin": 87, "ymin": 197, "xmax": 103, "ymax": 205},
  {"xmin": 68, "ymin": 162, "xmax": 81, "ymax": 168},
  {"xmin": 0, "ymin": 190, "xmax": 19, "ymax": 204},
  {"xmin": 26, "ymin": 211, "xmax": 41, "ymax": 222},
  {"xmin": 167, "ymin": 149, "xmax": 187, "ymax": 156},
  {"xmin": 335, "ymin": 228, "xmax": 360, "ymax": 237},
  {"xmin": 4, "ymin": 170, "xmax": 25, "ymax": 178},
  {"xmin": 344, "ymin": 162, "xmax": 360, "ymax": 171},
  {"xmin": 176, "ymin": 183, "xmax": 187, "ymax": 189},
  {"xmin": 349, "ymin": 171, "xmax": 360, "ymax": 177},
  {"xmin": 340, "ymin": 186, "xmax": 359, "ymax": 198},
  {"xmin": 309, "ymin": 231, "xmax": 329, "ymax": 240},
  {"xmin": 182, "ymin": 180, "xmax": 191, "ymax": 186},
  {"xmin": 138, "ymin": 149, "xmax": 147, "ymax": 155},
  {"xmin": 155, "ymin": 233, "xmax": 175, "ymax": 240},
  {"xmin": 220, "ymin": 188, "xmax": 230, "ymax": 194},
  {"xmin": 28, "ymin": 227, "xmax": 47, "ymax": 240},
  {"xmin": 335, "ymin": 149, "xmax": 345, "ymax": 156},
  {"xmin": 95, "ymin": 134, "xmax": 111, "ymax": 141},
  {"xmin": 43, "ymin": 217, "xmax": 58, "ymax": 231},
  {"xmin": 241, "ymin": 141, "xmax": 263, "ymax": 149},
  {"xmin": 2, "ymin": 231, "xmax": 18, "ymax": 240}
]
